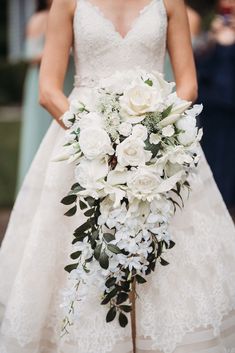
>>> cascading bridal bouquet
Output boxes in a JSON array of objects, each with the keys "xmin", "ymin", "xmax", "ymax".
[{"xmin": 59, "ymin": 69, "xmax": 203, "ymax": 334}]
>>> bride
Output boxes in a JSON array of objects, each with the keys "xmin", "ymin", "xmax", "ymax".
[{"xmin": 1, "ymin": 0, "xmax": 235, "ymax": 352}]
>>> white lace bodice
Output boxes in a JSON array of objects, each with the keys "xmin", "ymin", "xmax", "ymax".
[{"xmin": 73, "ymin": 0, "xmax": 167, "ymax": 87}]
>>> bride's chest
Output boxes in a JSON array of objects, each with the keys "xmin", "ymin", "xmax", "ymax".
[{"xmin": 73, "ymin": 0, "xmax": 168, "ymax": 53}]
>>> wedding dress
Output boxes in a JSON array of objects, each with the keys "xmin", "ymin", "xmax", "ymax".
[{"xmin": 1, "ymin": 0, "xmax": 235, "ymax": 352}]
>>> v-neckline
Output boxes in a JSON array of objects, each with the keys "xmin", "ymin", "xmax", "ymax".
[{"xmin": 83, "ymin": 0, "xmax": 157, "ymax": 40}]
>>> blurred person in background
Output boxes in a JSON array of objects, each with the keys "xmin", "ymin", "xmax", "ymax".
[
  {"xmin": 16, "ymin": 0, "xmax": 74, "ymax": 191},
  {"xmin": 197, "ymin": 0, "xmax": 235, "ymax": 210}
]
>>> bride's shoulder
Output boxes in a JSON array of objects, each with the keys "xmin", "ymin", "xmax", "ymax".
[{"xmin": 163, "ymin": 0, "xmax": 187, "ymax": 18}]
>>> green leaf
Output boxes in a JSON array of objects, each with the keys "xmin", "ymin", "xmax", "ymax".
[
  {"xmin": 119, "ymin": 305, "xmax": 132, "ymax": 313},
  {"xmin": 71, "ymin": 183, "xmax": 80, "ymax": 190},
  {"xmin": 101, "ymin": 288, "xmax": 118, "ymax": 305},
  {"xmin": 116, "ymin": 292, "xmax": 129, "ymax": 305},
  {"xmin": 79, "ymin": 200, "xmax": 87, "ymax": 210},
  {"xmin": 74, "ymin": 221, "xmax": 92, "ymax": 236},
  {"xmin": 71, "ymin": 183, "xmax": 85, "ymax": 192},
  {"xmin": 94, "ymin": 244, "xmax": 102, "ymax": 261},
  {"xmin": 135, "ymin": 274, "xmax": 147, "ymax": 284},
  {"xmin": 70, "ymin": 251, "xmax": 82, "ymax": 260},
  {"xmin": 72, "ymin": 238, "xmax": 80, "ymax": 245},
  {"xmin": 120, "ymin": 281, "xmax": 130, "ymax": 292},
  {"xmin": 119, "ymin": 312, "xmax": 128, "ymax": 327},
  {"xmin": 65, "ymin": 205, "xmax": 77, "ymax": 217},
  {"xmin": 107, "ymin": 244, "xmax": 122, "ymax": 254},
  {"xmin": 171, "ymin": 189, "xmax": 184, "ymax": 207},
  {"xmin": 64, "ymin": 263, "xmax": 78, "ymax": 273},
  {"xmin": 176, "ymin": 182, "xmax": 181, "ymax": 194},
  {"xmin": 61, "ymin": 194, "xmax": 77, "ymax": 205},
  {"xmin": 84, "ymin": 208, "xmax": 95, "ymax": 217},
  {"xmin": 162, "ymin": 104, "xmax": 173, "ymax": 119},
  {"xmin": 160, "ymin": 257, "xmax": 169, "ymax": 266},
  {"xmin": 145, "ymin": 140, "xmax": 160, "ymax": 158},
  {"xmin": 150, "ymin": 261, "xmax": 156, "ymax": 272},
  {"xmin": 144, "ymin": 79, "xmax": 153, "ymax": 87},
  {"xmin": 99, "ymin": 251, "xmax": 109, "ymax": 270},
  {"xmin": 73, "ymin": 186, "xmax": 85, "ymax": 193},
  {"xmin": 105, "ymin": 277, "xmax": 116, "ymax": 288},
  {"xmin": 106, "ymin": 306, "xmax": 117, "ymax": 322},
  {"xmin": 91, "ymin": 229, "xmax": 99, "ymax": 240},
  {"xmin": 156, "ymin": 241, "xmax": 163, "ymax": 258},
  {"xmin": 103, "ymin": 233, "xmax": 115, "ymax": 243},
  {"xmin": 168, "ymin": 240, "xmax": 175, "ymax": 249},
  {"xmin": 183, "ymin": 180, "xmax": 190, "ymax": 188},
  {"xmin": 85, "ymin": 197, "xmax": 96, "ymax": 207}
]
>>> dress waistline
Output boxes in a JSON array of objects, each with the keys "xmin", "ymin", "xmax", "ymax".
[{"xmin": 74, "ymin": 74, "xmax": 100, "ymax": 88}]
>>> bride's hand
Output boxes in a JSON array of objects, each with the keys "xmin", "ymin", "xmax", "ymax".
[{"xmin": 39, "ymin": 0, "xmax": 76, "ymax": 128}]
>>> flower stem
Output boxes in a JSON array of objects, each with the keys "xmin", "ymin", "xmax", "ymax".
[{"xmin": 130, "ymin": 278, "xmax": 136, "ymax": 353}]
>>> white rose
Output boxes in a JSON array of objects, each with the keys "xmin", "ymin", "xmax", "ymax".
[
  {"xmin": 176, "ymin": 116, "xmax": 197, "ymax": 146},
  {"xmin": 149, "ymin": 133, "xmax": 161, "ymax": 145},
  {"xmin": 118, "ymin": 122, "xmax": 132, "ymax": 137},
  {"xmin": 116, "ymin": 136, "xmax": 152, "ymax": 167},
  {"xmin": 75, "ymin": 157, "xmax": 108, "ymax": 192},
  {"xmin": 127, "ymin": 167, "xmax": 161, "ymax": 201},
  {"xmin": 120, "ymin": 82, "xmax": 163, "ymax": 121},
  {"xmin": 78, "ymin": 112, "xmax": 104, "ymax": 130},
  {"xmin": 79, "ymin": 127, "xmax": 114, "ymax": 159},
  {"xmin": 62, "ymin": 111, "xmax": 74, "ymax": 128},
  {"xmin": 162, "ymin": 125, "xmax": 175, "ymax": 137},
  {"xmin": 132, "ymin": 124, "xmax": 148, "ymax": 141}
]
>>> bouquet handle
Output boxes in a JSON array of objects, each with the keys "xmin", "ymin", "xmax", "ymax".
[{"xmin": 130, "ymin": 279, "xmax": 136, "ymax": 353}]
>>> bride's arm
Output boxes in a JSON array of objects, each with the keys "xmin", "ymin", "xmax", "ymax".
[
  {"xmin": 164, "ymin": 0, "xmax": 198, "ymax": 102},
  {"xmin": 39, "ymin": 0, "xmax": 76, "ymax": 128}
]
